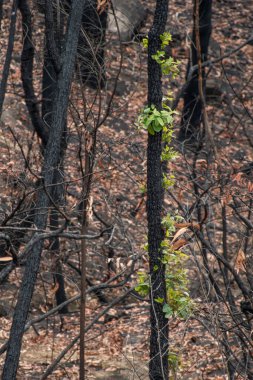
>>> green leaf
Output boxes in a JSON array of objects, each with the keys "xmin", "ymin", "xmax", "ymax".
[
  {"xmin": 153, "ymin": 123, "xmax": 163, "ymax": 132},
  {"xmin": 135, "ymin": 285, "xmax": 149, "ymax": 297},
  {"xmin": 163, "ymin": 303, "xmax": 173, "ymax": 318},
  {"xmin": 155, "ymin": 297, "xmax": 164, "ymax": 304},
  {"xmin": 145, "ymin": 116, "xmax": 154, "ymax": 126},
  {"xmin": 148, "ymin": 125, "xmax": 155, "ymax": 135},
  {"xmin": 157, "ymin": 117, "xmax": 164, "ymax": 126},
  {"xmin": 142, "ymin": 37, "xmax": 149, "ymax": 48},
  {"xmin": 153, "ymin": 109, "xmax": 161, "ymax": 117}
]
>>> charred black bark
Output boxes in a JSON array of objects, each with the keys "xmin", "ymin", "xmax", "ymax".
[
  {"xmin": 42, "ymin": 0, "xmax": 61, "ymax": 127},
  {"xmin": 19, "ymin": 0, "xmax": 49, "ymax": 145},
  {"xmin": 147, "ymin": 1, "xmax": 168, "ymax": 379},
  {"xmin": 49, "ymin": 174, "xmax": 68, "ymax": 314},
  {"xmin": 2, "ymin": 1, "xmax": 86, "ymax": 377},
  {"xmin": 42, "ymin": 0, "xmax": 68, "ymax": 313},
  {"xmin": 50, "ymin": 204, "xmax": 68, "ymax": 314},
  {"xmin": 0, "ymin": 0, "xmax": 3, "ymax": 30},
  {"xmin": 0, "ymin": 0, "xmax": 18, "ymax": 117},
  {"xmin": 178, "ymin": 0, "xmax": 212, "ymax": 143},
  {"xmin": 0, "ymin": 0, "xmax": 46, "ymax": 280},
  {"xmin": 40, "ymin": 0, "xmax": 107, "ymax": 89}
]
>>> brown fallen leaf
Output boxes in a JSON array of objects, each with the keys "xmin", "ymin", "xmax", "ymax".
[
  {"xmin": 234, "ymin": 248, "xmax": 246, "ymax": 273},
  {"xmin": 174, "ymin": 222, "xmax": 200, "ymax": 230},
  {"xmin": 172, "ymin": 227, "xmax": 189, "ymax": 243},
  {"xmin": 171, "ymin": 238, "xmax": 188, "ymax": 250}
]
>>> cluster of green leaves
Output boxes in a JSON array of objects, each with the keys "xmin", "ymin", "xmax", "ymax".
[
  {"xmin": 142, "ymin": 32, "xmax": 172, "ymax": 50},
  {"xmin": 135, "ymin": 270, "xmax": 150, "ymax": 297},
  {"xmin": 138, "ymin": 32, "xmax": 179, "ymax": 163},
  {"xmin": 152, "ymin": 52, "xmax": 179, "ymax": 77},
  {"xmin": 135, "ymin": 233, "xmax": 193, "ymax": 319},
  {"xmin": 142, "ymin": 37, "xmax": 149, "ymax": 49},
  {"xmin": 136, "ymin": 31, "xmax": 193, "ymax": 323},
  {"xmin": 162, "ymin": 173, "xmax": 175, "ymax": 189},
  {"xmin": 136, "ymin": 30, "xmax": 193, "ymax": 375},
  {"xmin": 168, "ymin": 351, "xmax": 181, "ymax": 376},
  {"xmin": 160, "ymin": 32, "xmax": 173, "ymax": 48},
  {"xmin": 162, "ymin": 212, "xmax": 183, "ymax": 235},
  {"xmin": 142, "ymin": 32, "xmax": 179, "ymax": 77},
  {"xmin": 137, "ymin": 104, "xmax": 175, "ymax": 136},
  {"xmin": 160, "ymin": 234, "xmax": 193, "ymax": 319}
]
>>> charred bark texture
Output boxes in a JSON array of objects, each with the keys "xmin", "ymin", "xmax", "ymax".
[
  {"xmin": 39, "ymin": 0, "xmax": 107, "ymax": 89},
  {"xmin": 19, "ymin": 0, "xmax": 49, "ymax": 145},
  {"xmin": 0, "ymin": 0, "xmax": 3, "ymax": 29},
  {"xmin": 50, "ymin": 204, "xmax": 68, "ymax": 314},
  {"xmin": 43, "ymin": 0, "xmax": 68, "ymax": 314},
  {"xmin": 178, "ymin": 0, "xmax": 212, "ymax": 142},
  {"xmin": 2, "ymin": 0, "xmax": 86, "ymax": 377},
  {"xmin": 0, "ymin": 0, "xmax": 18, "ymax": 117},
  {"xmin": 147, "ymin": 1, "xmax": 168, "ymax": 379}
]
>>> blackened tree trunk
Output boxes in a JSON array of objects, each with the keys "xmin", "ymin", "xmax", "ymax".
[
  {"xmin": 43, "ymin": 0, "xmax": 68, "ymax": 314},
  {"xmin": 0, "ymin": 0, "xmax": 3, "ymax": 29},
  {"xmin": 178, "ymin": 0, "xmax": 212, "ymax": 143},
  {"xmin": 41, "ymin": 0, "xmax": 107, "ymax": 89},
  {"xmin": 2, "ymin": 1, "xmax": 86, "ymax": 377},
  {"xmin": 49, "ymin": 200, "xmax": 69, "ymax": 314},
  {"xmin": 0, "ymin": 0, "xmax": 18, "ymax": 117},
  {"xmin": 0, "ymin": 0, "xmax": 43, "ymax": 277},
  {"xmin": 19, "ymin": 0, "xmax": 48, "ymax": 144},
  {"xmin": 147, "ymin": 1, "xmax": 169, "ymax": 379}
]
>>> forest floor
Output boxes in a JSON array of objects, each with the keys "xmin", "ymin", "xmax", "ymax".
[{"xmin": 1, "ymin": 0, "xmax": 253, "ymax": 379}]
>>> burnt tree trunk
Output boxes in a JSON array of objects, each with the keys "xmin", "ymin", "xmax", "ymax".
[
  {"xmin": 0, "ymin": 0, "xmax": 18, "ymax": 117},
  {"xmin": 0, "ymin": 0, "xmax": 44, "ymax": 278},
  {"xmin": 0, "ymin": 0, "xmax": 47, "ymax": 280},
  {"xmin": 0, "ymin": 0, "xmax": 3, "ymax": 29},
  {"xmin": 178, "ymin": 0, "xmax": 212, "ymax": 143},
  {"xmin": 2, "ymin": 0, "xmax": 86, "ymax": 377},
  {"xmin": 42, "ymin": 0, "xmax": 68, "ymax": 313},
  {"xmin": 147, "ymin": 1, "xmax": 169, "ymax": 379}
]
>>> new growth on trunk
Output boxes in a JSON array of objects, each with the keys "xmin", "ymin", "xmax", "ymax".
[{"xmin": 147, "ymin": 1, "xmax": 169, "ymax": 379}]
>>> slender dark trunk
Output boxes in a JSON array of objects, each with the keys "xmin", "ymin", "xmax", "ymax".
[
  {"xmin": 42, "ymin": 0, "xmax": 60, "ymax": 126},
  {"xmin": 0, "ymin": 0, "xmax": 18, "ymax": 117},
  {"xmin": 42, "ymin": 51, "xmax": 57, "ymax": 128},
  {"xmin": 0, "ymin": 0, "xmax": 38, "ymax": 279},
  {"xmin": 50, "ymin": 199, "xmax": 68, "ymax": 314},
  {"xmin": 178, "ymin": 0, "xmax": 212, "ymax": 142},
  {"xmin": 0, "ymin": 0, "xmax": 46, "ymax": 279},
  {"xmin": 2, "ymin": 1, "xmax": 86, "ymax": 377},
  {"xmin": 147, "ymin": 1, "xmax": 168, "ymax": 379},
  {"xmin": 19, "ymin": 0, "xmax": 49, "ymax": 145},
  {"xmin": 0, "ymin": 0, "xmax": 3, "ymax": 30},
  {"xmin": 42, "ymin": 1, "xmax": 68, "ymax": 313}
]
